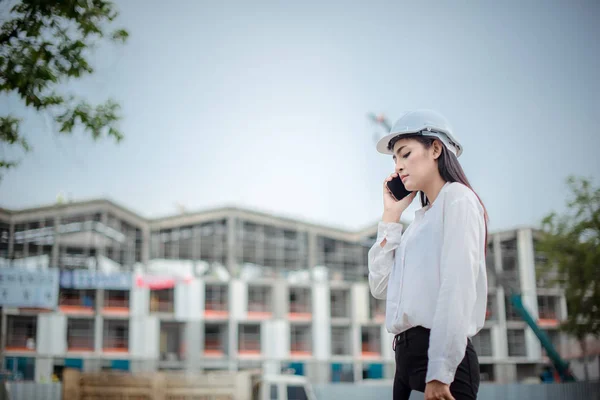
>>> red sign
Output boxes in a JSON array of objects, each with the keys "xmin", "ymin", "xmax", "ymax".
[{"xmin": 135, "ymin": 275, "xmax": 192, "ymax": 289}]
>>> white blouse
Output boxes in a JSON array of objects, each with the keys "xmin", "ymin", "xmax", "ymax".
[{"xmin": 368, "ymin": 182, "xmax": 488, "ymax": 385}]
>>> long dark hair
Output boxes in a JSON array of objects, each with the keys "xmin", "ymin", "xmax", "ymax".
[{"xmin": 389, "ymin": 135, "xmax": 489, "ymax": 248}]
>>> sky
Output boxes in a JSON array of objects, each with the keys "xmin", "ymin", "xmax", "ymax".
[{"xmin": 1, "ymin": 0, "xmax": 599, "ymax": 233}]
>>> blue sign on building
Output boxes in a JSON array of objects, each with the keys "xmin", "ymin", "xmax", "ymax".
[
  {"xmin": 64, "ymin": 358, "xmax": 84, "ymax": 370},
  {"xmin": 111, "ymin": 359, "xmax": 130, "ymax": 371},
  {"xmin": 59, "ymin": 270, "xmax": 132, "ymax": 290},
  {"xmin": 0, "ymin": 268, "xmax": 59, "ymax": 308}
]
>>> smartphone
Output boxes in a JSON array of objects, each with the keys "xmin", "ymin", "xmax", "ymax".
[{"xmin": 386, "ymin": 175, "xmax": 413, "ymax": 201}]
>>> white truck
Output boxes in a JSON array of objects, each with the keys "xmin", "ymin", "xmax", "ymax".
[
  {"xmin": 62, "ymin": 368, "xmax": 318, "ymax": 400},
  {"xmin": 254, "ymin": 373, "xmax": 317, "ymax": 400}
]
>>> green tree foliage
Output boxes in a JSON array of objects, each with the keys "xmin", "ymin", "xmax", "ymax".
[
  {"xmin": 0, "ymin": 0, "xmax": 128, "ymax": 173},
  {"xmin": 538, "ymin": 176, "xmax": 600, "ymax": 379}
]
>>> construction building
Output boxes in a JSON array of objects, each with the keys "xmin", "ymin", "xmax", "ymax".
[{"xmin": 0, "ymin": 199, "xmax": 574, "ymax": 383}]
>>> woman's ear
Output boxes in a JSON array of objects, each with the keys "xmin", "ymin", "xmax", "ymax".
[{"xmin": 432, "ymin": 140, "xmax": 444, "ymax": 160}]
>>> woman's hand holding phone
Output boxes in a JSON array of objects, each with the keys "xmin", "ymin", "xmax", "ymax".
[{"xmin": 382, "ymin": 172, "xmax": 416, "ymax": 223}]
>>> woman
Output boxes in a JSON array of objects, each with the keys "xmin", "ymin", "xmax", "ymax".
[{"xmin": 368, "ymin": 109, "xmax": 488, "ymax": 400}]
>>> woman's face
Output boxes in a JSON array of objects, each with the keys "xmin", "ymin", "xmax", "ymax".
[{"xmin": 391, "ymin": 138, "xmax": 440, "ymax": 192}]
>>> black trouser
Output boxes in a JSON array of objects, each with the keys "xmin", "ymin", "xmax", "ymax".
[{"xmin": 393, "ymin": 326, "xmax": 480, "ymax": 400}]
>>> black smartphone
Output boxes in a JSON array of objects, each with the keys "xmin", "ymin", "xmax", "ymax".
[{"xmin": 386, "ymin": 175, "xmax": 412, "ymax": 201}]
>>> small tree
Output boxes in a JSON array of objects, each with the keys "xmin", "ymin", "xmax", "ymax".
[
  {"xmin": 538, "ymin": 176, "xmax": 600, "ymax": 380},
  {"xmin": 0, "ymin": 0, "xmax": 128, "ymax": 175}
]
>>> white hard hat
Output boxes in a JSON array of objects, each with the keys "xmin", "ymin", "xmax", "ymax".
[{"xmin": 376, "ymin": 109, "xmax": 463, "ymax": 157}]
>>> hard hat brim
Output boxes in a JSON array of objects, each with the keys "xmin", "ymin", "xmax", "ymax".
[
  {"xmin": 376, "ymin": 131, "xmax": 463, "ymax": 157},
  {"xmin": 376, "ymin": 132, "xmax": 407, "ymax": 155}
]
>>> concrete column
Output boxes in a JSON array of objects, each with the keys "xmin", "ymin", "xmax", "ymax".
[
  {"xmin": 494, "ymin": 363, "xmax": 517, "ymax": 384},
  {"xmin": 298, "ymin": 230, "xmax": 309, "ymax": 270},
  {"xmin": 94, "ymin": 315, "xmax": 103, "ymax": 353},
  {"xmin": 307, "ymin": 231, "xmax": 317, "ymax": 270},
  {"xmin": 36, "ymin": 314, "xmax": 50, "ymax": 355},
  {"xmin": 276, "ymin": 228, "xmax": 284, "ymax": 270},
  {"xmin": 192, "ymin": 226, "xmax": 201, "ymax": 261},
  {"xmin": 82, "ymin": 217, "xmax": 90, "ymax": 260},
  {"xmin": 55, "ymin": 314, "xmax": 67, "ymax": 355},
  {"xmin": 130, "ymin": 315, "xmax": 159, "ymax": 359},
  {"xmin": 493, "ymin": 234, "xmax": 502, "ymax": 274},
  {"xmin": 183, "ymin": 279, "xmax": 202, "ymax": 321},
  {"xmin": 174, "ymin": 282, "xmax": 188, "ymax": 321},
  {"xmin": 517, "ymin": 229, "xmax": 541, "ymax": 360},
  {"xmin": 22, "ymin": 223, "xmax": 29, "ymax": 258},
  {"xmin": 558, "ymin": 295, "xmax": 569, "ymax": 356},
  {"xmin": 228, "ymin": 318, "xmax": 238, "ymax": 370},
  {"xmin": 273, "ymin": 279, "xmax": 288, "ymax": 319},
  {"xmin": 141, "ymin": 225, "xmax": 151, "ymax": 266},
  {"xmin": 491, "ymin": 235, "xmax": 509, "ymax": 362},
  {"xmin": 351, "ymin": 324, "xmax": 361, "ymax": 364},
  {"xmin": 7, "ymin": 222, "xmax": 14, "ymax": 259},
  {"xmin": 226, "ymin": 216, "xmax": 236, "ymax": 275},
  {"xmin": 97, "ymin": 210, "xmax": 108, "ymax": 259},
  {"xmin": 34, "ymin": 357, "xmax": 53, "ymax": 382},
  {"xmin": 83, "ymin": 358, "xmax": 102, "ymax": 372},
  {"xmin": 262, "ymin": 320, "xmax": 289, "ymax": 361},
  {"xmin": 381, "ymin": 326, "xmax": 395, "ymax": 361},
  {"xmin": 493, "ymin": 288, "xmax": 509, "ymax": 359},
  {"xmin": 96, "ymin": 290, "xmax": 105, "ymax": 314},
  {"xmin": 39, "ymin": 313, "xmax": 66, "ymax": 355},
  {"xmin": 130, "ymin": 281, "xmax": 149, "ymax": 318},
  {"xmin": 256, "ymin": 225, "xmax": 264, "ymax": 266},
  {"xmin": 113, "ymin": 217, "xmax": 122, "ymax": 268},
  {"xmin": 263, "ymin": 360, "xmax": 282, "ymax": 375},
  {"xmin": 558, "ymin": 294, "xmax": 568, "ymax": 323},
  {"xmin": 51, "ymin": 215, "xmax": 60, "ymax": 267},
  {"xmin": 171, "ymin": 227, "xmax": 180, "ymax": 260},
  {"xmin": 0, "ymin": 312, "xmax": 7, "ymax": 359},
  {"xmin": 517, "ymin": 229, "xmax": 539, "ymax": 315},
  {"xmin": 185, "ymin": 321, "xmax": 202, "ymax": 371},
  {"xmin": 126, "ymin": 231, "xmax": 136, "ymax": 268},
  {"xmin": 312, "ymin": 283, "xmax": 330, "ymax": 360},
  {"xmin": 230, "ymin": 280, "xmax": 246, "ymax": 321},
  {"xmin": 353, "ymin": 359, "xmax": 363, "ymax": 382},
  {"xmin": 129, "ymin": 316, "xmax": 143, "ymax": 358},
  {"xmin": 351, "ymin": 283, "xmax": 369, "ymax": 324},
  {"xmin": 307, "ymin": 361, "xmax": 330, "ymax": 384},
  {"xmin": 148, "ymin": 316, "xmax": 160, "ymax": 359}
]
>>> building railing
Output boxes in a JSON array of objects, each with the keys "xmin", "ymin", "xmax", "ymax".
[
  {"xmin": 289, "ymin": 303, "xmax": 311, "ymax": 314},
  {"xmin": 238, "ymin": 339, "xmax": 261, "ymax": 354},
  {"xmin": 103, "ymin": 337, "xmax": 129, "ymax": 352},
  {"xmin": 291, "ymin": 341, "xmax": 312, "ymax": 354},
  {"xmin": 67, "ymin": 336, "xmax": 95, "ymax": 352},
  {"xmin": 150, "ymin": 299, "xmax": 174, "ymax": 313},
  {"xmin": 361, "ymin": 341, "xmax": 381, "ymax": 356}
]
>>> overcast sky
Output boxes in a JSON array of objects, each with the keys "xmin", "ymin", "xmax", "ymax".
[{"xmin": 1, "ymin": 0, "xmax": 599, "ymax": 232}]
